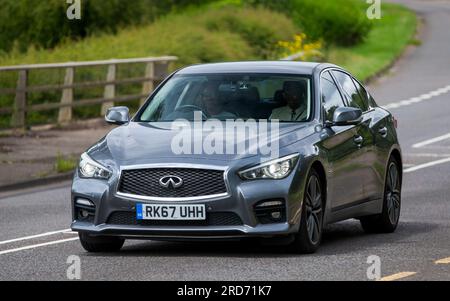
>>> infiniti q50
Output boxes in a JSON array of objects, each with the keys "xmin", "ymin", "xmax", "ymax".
[{"xmin": 71, "ymin": 62, "xmax": 402, "ymax": 253}]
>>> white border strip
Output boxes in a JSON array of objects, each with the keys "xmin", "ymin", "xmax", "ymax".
[
  {"xmin": 0, "ymin": 229, "xmax": 72, "ymax": 245},
  {"xmin": 404, "ymin": 157, "xmax": 450, "ymax": 173},
  {"xmin": 412, "ymin": 133, "xmax": 450, "ymax": 148},
  {"xmin": 382, "ymin": 84, "xmax": 450, "ymax": 110},
  {"xmin": 0, "ymin": 237, "xmax": 79, "ymax": 256}
]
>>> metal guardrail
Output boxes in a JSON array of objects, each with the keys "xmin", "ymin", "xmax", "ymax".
[{"xmin": 0, "ymin": 56, "xmax": 178, "ymax": 128}]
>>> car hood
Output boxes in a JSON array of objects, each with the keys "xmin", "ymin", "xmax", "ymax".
[{"xmin": 94, "ymin": 121, "xmax": 317, "ymax": 165}]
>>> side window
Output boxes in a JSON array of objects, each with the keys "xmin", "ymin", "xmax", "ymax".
[
  {"xmin": 321, "ymin": 71, "xmax": 345, "ymax": 121},
  {"xmin": 352, "ymin": 78, "xmax": 374, "ymax": 109},
  {"xmin": 332, "ymin": 71, "xmax": 368, "ymax": 111}
]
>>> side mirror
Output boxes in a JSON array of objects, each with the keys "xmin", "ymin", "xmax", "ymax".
[
  {"xmin": 105, "ymin": 106, "xmax": 130, "ymax": 125},
  {"xmin": 330, "ymin": 107, "xmax": 362, "ymax": 127}
]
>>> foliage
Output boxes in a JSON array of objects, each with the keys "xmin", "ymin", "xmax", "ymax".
[
  {"xmin": 0, "ymin": 0, "xmax": 217, "ymax": 53},
  {"xmin": 246, "ymin": 0, "xmax": 373, "ymax": 46},
  {"xmin": 277, "ymin": 33, "xmax": 323, "ymax": 61},
  {"xmin": 55, "ymin": 152, "xmax": 77, "ymax": 173},
  {"xmin": 0, "ymin": 6, "xmax": 298, "ymax": 128}
]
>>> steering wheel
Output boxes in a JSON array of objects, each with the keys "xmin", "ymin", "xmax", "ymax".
[{"xmin": 174, "ymin": 105, "xmax": 208, "ymax": 120}]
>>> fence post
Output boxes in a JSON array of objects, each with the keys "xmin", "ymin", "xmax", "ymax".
[
  {"xmin": 101, "ymin": 64, "xmax": 116, "ymax": 115},
  {"xmin": 140, "ymin": 62, "xmax": 155, "ymax": 106},
  {"xmin": 58, "ymin": 67, "xmax": 75, "ymax": 124},
  {"xmin": 11, "ymin": 70, "xmax": 27, "ymax": 128},
  {"xmin": 155, "ymin": 61, "xmax": 169, "ymax": 84}
]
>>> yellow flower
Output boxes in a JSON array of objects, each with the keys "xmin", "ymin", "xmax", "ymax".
[{"xmin": 276, "ymin": 33, "xmax": 323, "ymax": 61}]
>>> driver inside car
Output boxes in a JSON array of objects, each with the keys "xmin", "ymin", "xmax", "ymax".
[{"xmin": 200, "ymin": 82, "xmax": 237, "ymax": 120}]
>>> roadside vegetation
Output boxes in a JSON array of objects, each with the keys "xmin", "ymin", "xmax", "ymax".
[
  {"xmin": 327, "ymin": 3, "xmax": 417, "ymax": 80},
  {"xmin": 55, "ymin": 152, "xmax": 77, "ymax": 173},
  {"xmin": 0, "ymin": 0, "xmax": 216, "ymax": 54},
  {"xmin": 0, "ymin": 0, "xmax": 417, "ymax": 129}
]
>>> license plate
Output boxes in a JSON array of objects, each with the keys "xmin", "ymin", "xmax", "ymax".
[{"xmin": 136, "ymin": 203, "xmax": 206, "ymax": 220}]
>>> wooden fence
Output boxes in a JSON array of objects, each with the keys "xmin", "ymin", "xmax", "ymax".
[{"xmin": 0, "ymin": 56, "xmax": 177, "ymax": 128}]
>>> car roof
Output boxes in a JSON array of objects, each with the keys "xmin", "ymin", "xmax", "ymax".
[{"xmin": 176, "ymin": 61, "xmax": 330, "ymax": 75}]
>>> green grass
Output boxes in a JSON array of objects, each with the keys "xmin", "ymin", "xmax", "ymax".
[
  {"xmin": 0, "ymin": 6, "xmax": 298, "ymax": 128},
  {"xmin": 327, "ymin": 3, "xmax": 417, "ymax": 81},
  {"xmin": 0, "ymin": 6, "xmax": 297, "ymax": 67},
  {"xmin": 55, "ymin": 153, "xmax": 77, "ymax": 173}
]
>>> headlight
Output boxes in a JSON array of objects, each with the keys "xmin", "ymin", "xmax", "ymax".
[
  {"xmin": 79, "ymin": 153, "xmax": 112, "ymax": 179},
  {"xmin": 239, "ymin": 154, "xmax": 299, "ymax": 180}
]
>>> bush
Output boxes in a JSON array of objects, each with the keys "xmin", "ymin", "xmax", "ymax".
[
  {"xmin": 202, "ymin": 7, "xmax": 298, "ymax": 59},
  {"xmin": 246, "ymin": 0, "xmax": 372, "ymax": 46},
  {"xmin": 0, "ymin": 0, "xmax": 217, "ymax": 53}
]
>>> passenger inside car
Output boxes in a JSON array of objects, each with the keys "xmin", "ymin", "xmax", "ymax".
[{"xmin": 270, "ymin": 81, "xmax": 308, "ymax": 121}]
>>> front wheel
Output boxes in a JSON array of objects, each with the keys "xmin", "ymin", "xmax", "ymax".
[
  {"xmin": 291, "ymin": 169, "xmax": 324, "ymax": 254},
  {"xmin": 360, "ymin": 157, "xmax": 401, "ymax": 233},
  {"xmin": 79, "ymin": 232, "xmax": 125, "ymax": 253}
]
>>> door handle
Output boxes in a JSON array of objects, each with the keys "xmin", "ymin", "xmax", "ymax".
[
  {"xmin": 354, "ymin": 135, "xmax": 363, "ymax": 145},
  {"xmin": 378, "ymin": 127, "xmax": 388, "ymax": 137}
]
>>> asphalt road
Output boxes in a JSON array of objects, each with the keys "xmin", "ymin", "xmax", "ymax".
[{"xmin": 1, "ymin": 0, "xmax": 450, "ymax": 281}]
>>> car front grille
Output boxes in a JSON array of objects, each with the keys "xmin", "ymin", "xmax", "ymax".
[
  {"xmin": 118, "ymin": 168, "xmax": 227, "ymax": 198},
  {"xmin": 107, "ymin": 211, "xmax": 243, "ymax": 226}
]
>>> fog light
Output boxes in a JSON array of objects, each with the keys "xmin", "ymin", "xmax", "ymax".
[
  {"xmin": 271, "ymin": 212, "xmax": 281, "ymax": 219},
  {"xmin": 76, "ymin": 198, "xmax": 94, "ymax": 207},
  {"xmin": 75, "ymin": 198, "xmax": 95, "ymax": 223},
  {"xmin": 256, "ymin": 200, "xmax": 283, "ymax": 208},
  {"xmin": 254, "ymin": 199, "xmax": 286, "ymax": 224}
]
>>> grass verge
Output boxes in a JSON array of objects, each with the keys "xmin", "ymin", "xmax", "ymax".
[
  {"xmin": 327, "ymin": 3, "xmax": 417, "ymax": 81},
  {"xmin": 55, "ymin": 153, "xmax": 77, "ymax": 173}
]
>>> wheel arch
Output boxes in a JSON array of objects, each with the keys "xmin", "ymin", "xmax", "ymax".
[
  {"xmin": 389, "ymin": 147, "xmax": 403, "ymax": 186},
  {"xmin": 309, "ymin": 160, "xmax": 328, "ymax": 211}
]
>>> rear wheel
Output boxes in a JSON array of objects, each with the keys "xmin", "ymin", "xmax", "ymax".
[
  {"xmin": 360, "ymin": 157, "xmax": 401, "ymax": 233},
  {"xmin": 79, "ymin": 232, "xmax": 125, "ymax": 253},
  {"xmin": 291, "ymin": 169, "xmax": 324, "ymax": 253}
]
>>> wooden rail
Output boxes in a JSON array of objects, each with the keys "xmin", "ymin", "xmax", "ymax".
[{"xmin": 0, "ymin": 56, "xmax": 177, "ymax": 128}]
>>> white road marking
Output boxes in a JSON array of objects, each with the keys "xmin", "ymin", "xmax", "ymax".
[
  {"xmin": 382, "ymin": 84, "xmax": 450, "ymax": 110},
  {"xmin": 379, "ymin": 271, "xmax": 417, "ymax": 281},
  {"xmin": 404, "ymin": 157, "xmax": 450, "ymax": 173},
  {"xmin": 412, "ymin": 132, "xmax": 450, "ymax": 148},
  {"xmin": 0, "ymin": 229, "xmax": 72, "ymax": 245},
  {"xmin": 0, "ymin": 237, "xmax": 79, "ymax": 256},
  {"xmin": 405, "ymin": 153, "xmax": 450, "ymax": 158}
]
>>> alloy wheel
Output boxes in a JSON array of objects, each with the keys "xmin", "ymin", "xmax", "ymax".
[
  {"xmin": 386, "ymin": 162, "xmax": 401, "ymax": 225},
  {"xmin": 305, "ymin": 175, "xmax": 323, "ymax": 244}
]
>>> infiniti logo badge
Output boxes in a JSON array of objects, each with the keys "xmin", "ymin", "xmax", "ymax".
[{"xmin": 159, "ymin": 175, "xmax": 184, "ymax": 189}]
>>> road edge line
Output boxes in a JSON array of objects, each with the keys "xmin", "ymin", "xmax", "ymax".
[
  {"xmin": 404, "ymin": 157, "xmax": 450, "ymax": 173},
  {"xmin": 0, "ymin": 229, "xmax": 72, "ymax": 245},
  {"xmin": 0, "ymin": 237, "xmax": 79, "ymax": 256}
]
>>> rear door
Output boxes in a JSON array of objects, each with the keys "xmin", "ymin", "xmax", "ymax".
[{"xmin": 319, "ymin": 71, "xmax": 364, "ymax": 210}]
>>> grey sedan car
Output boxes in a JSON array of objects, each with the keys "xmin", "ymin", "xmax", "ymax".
[{"xmin": 71, "ymin": 62, "xmax": 402, "ymax": 253}]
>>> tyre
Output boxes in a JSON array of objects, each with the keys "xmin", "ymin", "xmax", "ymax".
[
  {"xmin": 79, "ymin": 232, "xmax": 125, "ymax": 253},
  {"xmin": 360, "ymin": 156, "xmax": 401, "ymax": 233},
  {"xmin": 291, "ymin": 169, "xmax": 324, "ymax": 254}
]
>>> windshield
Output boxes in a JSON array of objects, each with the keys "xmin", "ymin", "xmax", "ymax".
[{"xmin": 138, "ymin": 73, "xmax": 312, "ymax": 122}]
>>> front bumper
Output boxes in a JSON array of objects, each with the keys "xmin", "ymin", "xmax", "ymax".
[
  {"xmin": 71, "ymin": 221, "xmax": 292, "ymax": 240},
  {"xmin": 71, "ymin": 160, "xmax": 307, "ymax": 240}
]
